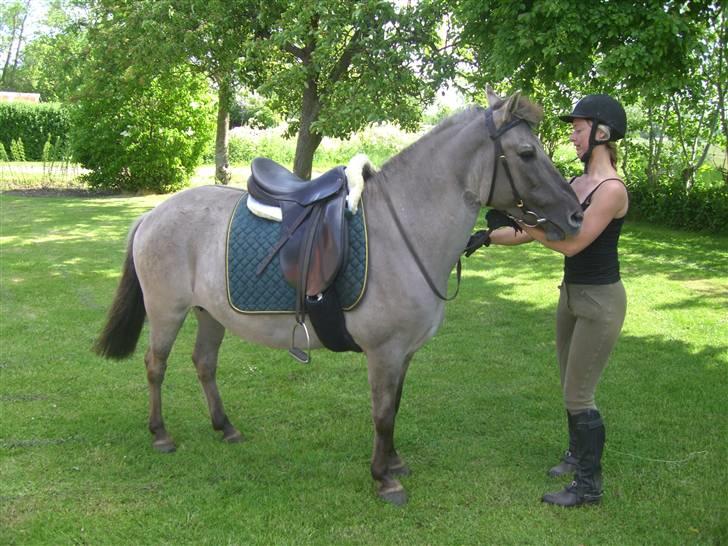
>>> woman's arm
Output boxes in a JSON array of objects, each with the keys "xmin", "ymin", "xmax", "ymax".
[
  {"xmin": 521, "ymin": 180, "xmax": 628, "ymax": 256},
  {"xmin": 489, "ymin": 226, "xmax": 534, "ymax": 246}
]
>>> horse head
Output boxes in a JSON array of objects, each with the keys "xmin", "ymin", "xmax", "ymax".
[{"xmin": 484, "ymin": 88, "xmax": 582, "ymax": 241}]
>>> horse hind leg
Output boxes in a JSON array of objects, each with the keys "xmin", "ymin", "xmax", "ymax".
[
  {"xmin": 192, "ymin": 307, "xmax": 242, "ymax": 444},
  {"xmin": 145, "ymin": 307, "xmax": 187, "ymax": 453}
]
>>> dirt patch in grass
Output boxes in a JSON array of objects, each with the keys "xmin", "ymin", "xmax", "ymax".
[{"xmin": 1, "ymin": 188, "xmax": 120, "ymax": 198}]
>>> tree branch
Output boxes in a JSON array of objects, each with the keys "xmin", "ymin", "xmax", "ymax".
[
  {"xmin": 327, "ymin": 30, "xmax": 362, "ymax": 84},
  {"xmin": 284, "ymin": 43, "xmax": 307, "ymax": 61}
]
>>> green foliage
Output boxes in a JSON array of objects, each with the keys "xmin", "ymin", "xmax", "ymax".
[
  {"xmin": 0, "ymin": 102, "xmax": 71, "ymax": 160},
  {"xmin": 41, "ymin": 134, "xmax": 68, "ymax": 163},
  {"xmin": 5, "ymin": 2, "xmax": 88, "ymax": 102},
  {"xmin": 0, "ymin": 141, "xmax": 8, "ymax": 161},
  {"xmin": 313, "ymin": 125, "xmax": 416, "ymax": 167},
  {"xmin": 216, "ymin": 130, "xmax": 296, "ymax": 166},
  {"xmin": 71, "ymin": 67, "xmax": 215, "ymax": 193},
  {"xmin": 265, "ymin": 0, "xmax": 446, "ymax": 136},
  {"xmin": 454, "ymin": 0, "xmax": 717, "ymax": 99},
  {"xmin": 80, "ymin": 0, "xmax": 273, "ymax": 185},
  {"xmin": 230, "ymin": 93, "xmax": 280, "ymax": 129},
  {"xmin": 0, "ymin": 0, "xmax": 31, "ymax": 89}
]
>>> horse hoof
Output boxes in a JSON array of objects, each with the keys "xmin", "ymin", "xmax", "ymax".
[
  {"xmin": 223, "ymin": 430, "xmax": 244, "ymax": 443},
  {"xmin": 379, "ymin": 484, "xmax": 408, "ymax": 506},
  {"xmin": 153, "ymin": 439, "xmax": 176, "ymax": 453}
]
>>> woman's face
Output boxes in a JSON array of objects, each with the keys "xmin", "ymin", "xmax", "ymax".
[{"xmin": 569, "ymin": 118, "xmax": 592, "ymax": 159}]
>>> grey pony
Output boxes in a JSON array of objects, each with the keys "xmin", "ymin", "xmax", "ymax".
[{"xmin": 94, "ymin": 90, "xmax": 582, "ymax": 505}]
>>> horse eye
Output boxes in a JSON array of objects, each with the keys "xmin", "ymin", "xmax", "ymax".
[{"xmin": 517, "ymin": 144, "xmax": 535, "ymax": 159}]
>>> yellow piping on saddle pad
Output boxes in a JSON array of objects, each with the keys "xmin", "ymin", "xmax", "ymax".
[{"xmin": 225, "ymin": 191, "xmax": 369, "ymax": 314}]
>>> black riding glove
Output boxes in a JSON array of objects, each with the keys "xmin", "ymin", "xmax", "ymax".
[
  {"xmin": 485, "ymin": 209, "xmax": 523, "ymax": 233},
  {"xmin": 464, "ymin": 230, "xmax": 491, "ymax": 257}
]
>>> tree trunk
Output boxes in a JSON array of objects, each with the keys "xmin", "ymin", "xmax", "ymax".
[
  {"xmin": 10, "ymin": 2, "xmax": 30, "ymax": 75},
  {"xmin": 647, "ymin": 105, "xmax": 668, "ymax": 187},
  {"xmin": 686, "ymin": 112, "xmax": 720, "ymax": 191},
  {"xmin": 621, "ymin": 137, "xmax": 630, "ymax": 182},
  {"xmin": 215, "ymin": 82, "xmax": 232, "ymax": 185},
  {"xmin": 292, "ymin": 77, "xmax": 322, "ymax": 180},
  {"xmin": 1, "ymin": 12, "xmax": 19, "ymax": 85}
]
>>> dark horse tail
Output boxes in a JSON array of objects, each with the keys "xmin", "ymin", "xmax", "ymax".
[{"xmin": 94, "ymin": 217, "xmax": 147, "ymax": 359}]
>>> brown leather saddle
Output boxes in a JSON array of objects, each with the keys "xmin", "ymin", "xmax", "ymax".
[{"xmin": 247, "ymin": 157, "xmax": 360, "ymax": 362}]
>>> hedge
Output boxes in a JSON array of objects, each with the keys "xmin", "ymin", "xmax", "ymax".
[
  {"xmin": 627, "ymin": 179, "xmax": 728, "ymax": 233},
  {"xmin": 0, "ymin": 102, "xmax": 70, "ymax": 161}
]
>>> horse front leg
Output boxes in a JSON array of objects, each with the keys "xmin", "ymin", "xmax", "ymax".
[
  {"xmin": 367, "ymin": 351, "xmax": 413, "ymax": 505},
  {"xmin": 192, "ymin": 308, "xmax": 242, "ymax": 443},
  {"xmin": 387, "ymin": 365, "xmax": 411, "ymax": 477}
]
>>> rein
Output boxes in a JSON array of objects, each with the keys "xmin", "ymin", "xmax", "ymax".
[{"xmin": 484, "ymin": 108, "xmax": 549, "ymax": 228}]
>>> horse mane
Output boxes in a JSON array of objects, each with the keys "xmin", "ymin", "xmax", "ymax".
[
  {"xmin": 377, "ymin": 106, "xmax": 485, "ymax": 173},
  {"xmin": 427, "ymin": 105, "xmax": 485, "ymax": 135},
  {"xmin": 375, "ymin": 95, "xmax": 543, "ymax": 175}
]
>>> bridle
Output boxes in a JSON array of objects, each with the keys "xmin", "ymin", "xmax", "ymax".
[
  {"xmin": 484, "ymin": 108, "xmax": 549, "ymax": 228},
  {"xmin": 377, "ymin": 107, "xmax": 553, "ymax": 302}
]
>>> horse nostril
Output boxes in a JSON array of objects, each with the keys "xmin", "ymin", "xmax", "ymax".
[{"xmin": 570, "ymin": 211, "xmax": 584, "ymax": 227}]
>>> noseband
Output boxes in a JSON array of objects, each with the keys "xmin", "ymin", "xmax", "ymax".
[{"xmin": 484, "ymin": 108, "xmax": 548, "ymax": 228}]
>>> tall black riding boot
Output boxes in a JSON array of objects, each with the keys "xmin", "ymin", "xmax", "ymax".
[
  {"xmin": 542, "ymin": 409, "xmax": 605, "ymax": 507},
  {"xmin": 547, "ymin": 411, "xmax": 577, "ymax": 477}
]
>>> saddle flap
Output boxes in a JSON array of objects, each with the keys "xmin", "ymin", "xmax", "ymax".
[{"xmin": 279, "ymin": 196, "xmax": 348, "ymax": 296}]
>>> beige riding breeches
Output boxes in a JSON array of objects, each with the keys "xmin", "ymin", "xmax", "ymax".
[{"xmin": 556, "ymin": 281, "xmax": 627, "ymax": 412}]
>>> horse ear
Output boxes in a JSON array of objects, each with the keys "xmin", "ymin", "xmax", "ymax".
[
  {"xmin": 503, "ymin": 91, "xmax": 522, "ymax": 115},
  {"xmin": 486, "ymin": 85, "xmax": 503, "ymax": 108}
]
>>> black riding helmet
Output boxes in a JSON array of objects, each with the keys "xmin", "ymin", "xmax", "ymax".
[{"xmin": 560, "ymin": 94, "xmax": 627, "ymax": 171}]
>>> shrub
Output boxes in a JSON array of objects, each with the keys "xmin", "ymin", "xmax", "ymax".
[
  {"xmin": 10, "ymin": 138, "xmax": 26, "ymax": 161},
  {"xmin": 0, "ymin": 102, "xmax": 70, "ymax": 161},
  {"xmin": 71, "ymin": 67, "xmax": 215, "ymax": 193},
  {"xmin": 627, "ymin": 177, "xmax": 728, "ymax": 233},
  {"xmin": 41, "ymin": 134, "xmax": 68, "ymax": 163},
  {"xmin": 0, "ymin": 142, "xmax": 8, "ymax": 161}
]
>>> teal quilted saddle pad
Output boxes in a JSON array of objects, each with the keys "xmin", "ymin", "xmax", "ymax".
[{"xmin": 226, "ymin": 193, "xmax": 368, "ymax": 313}]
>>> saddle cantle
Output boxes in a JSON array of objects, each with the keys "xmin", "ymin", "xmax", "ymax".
[
  {"xmin": 249, "ymin": 157, "xmax": 345, "ymax": 206},
  {"xmin": 246, "ymin": 157, "xmax": 362, "ymax": 362}
]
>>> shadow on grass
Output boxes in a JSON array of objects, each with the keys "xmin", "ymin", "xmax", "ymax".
[{"xmin": 620, "ymin": 221, "xmax": 728, "ymax": 281}]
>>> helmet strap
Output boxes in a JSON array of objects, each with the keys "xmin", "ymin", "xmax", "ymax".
[{"xmin": 581, "ymin": 121, "xmax": 601, "ymax": 174}]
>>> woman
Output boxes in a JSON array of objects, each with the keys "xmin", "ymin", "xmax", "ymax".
[{"xmin": 487, "ymin": 94, "xmax": 629, "ymax": 507}]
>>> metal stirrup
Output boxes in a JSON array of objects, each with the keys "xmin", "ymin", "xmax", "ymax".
[{"xmin": 289, "ymin": 320, "xmax": 311, "ymax": 364}]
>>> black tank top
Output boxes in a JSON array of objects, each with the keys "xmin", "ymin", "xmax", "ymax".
[{"xmin": 564, "ymin": 178, "xmax": 625, "ymax": 285}]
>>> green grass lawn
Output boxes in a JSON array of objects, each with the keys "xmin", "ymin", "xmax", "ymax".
[{"xmin": 1, "ymin": 191, "xmax": 727, "ymax": 545}]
